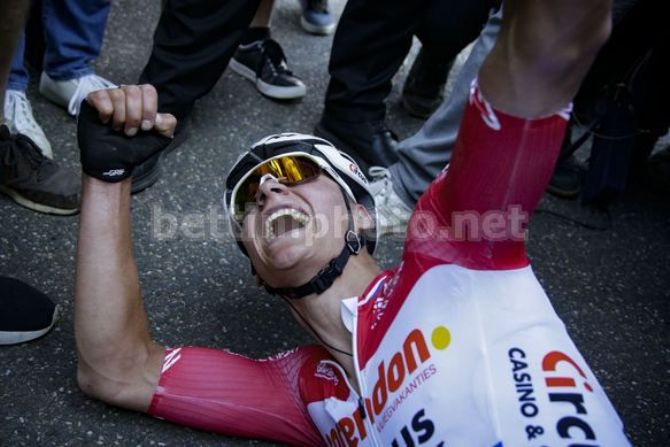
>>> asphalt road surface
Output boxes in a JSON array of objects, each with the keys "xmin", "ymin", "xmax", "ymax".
[{"xmin": 1, "ymin": 1, "xmax": 668, "ymax": 446}]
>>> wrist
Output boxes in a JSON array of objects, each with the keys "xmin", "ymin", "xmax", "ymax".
[{"xmin": 82, "ymin": 174, "xmax": 132, "ymax": 194}]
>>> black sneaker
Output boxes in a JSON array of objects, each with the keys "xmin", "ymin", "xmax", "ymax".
[
  {"xmin": 645, "ymin": 145, "xmax": 670, "ymax": 194},
  {"xmin": 229, "ymin": 38, "xmax": 306, "ymax": 100},
  {"xmin": 401, "ymin": 45, "xmax": 453, "ymax": 119},
  {"xmin": 0, "ymin": 276, "xmax": 59, "ymax": 345},
  {"xmin": 0, "ymin": 125, "xmax": 80, "ymax": 215},
  {"xmin": 315, "ymin": 117, "xmax": 399, "ymax": 172},
  {"xmin": 547, "ymin": 155, "xmax": 583, "ymax": 199}
]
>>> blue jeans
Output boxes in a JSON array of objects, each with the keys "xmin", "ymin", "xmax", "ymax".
[{"xmin": 8, "ymin": 0, "xmax": 111, "ymax": 91}]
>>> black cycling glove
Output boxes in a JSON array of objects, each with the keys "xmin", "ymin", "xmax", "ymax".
[{"xmin": 77, "ymin": 100, "xmax": 172, "ymax": 182}]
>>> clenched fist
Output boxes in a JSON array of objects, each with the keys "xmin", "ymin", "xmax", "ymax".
[{"xmin": 78, "ymin": 84, "xmax": 177, "ymax": 182}]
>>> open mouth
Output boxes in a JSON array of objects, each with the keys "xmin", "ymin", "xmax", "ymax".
[{"xmin": 264, "ymin": 208, "xmax": 310, "ymax": 241}]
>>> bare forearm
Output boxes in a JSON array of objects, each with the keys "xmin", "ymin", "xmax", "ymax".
[{"xmin": 74, "ymin": 176, "xmax": 161, "ymax": 410}]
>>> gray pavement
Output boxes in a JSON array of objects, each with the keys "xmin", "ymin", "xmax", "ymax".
[{"xmin": 1, "ymin": 1, "xmax": 669, "ymax": 446}]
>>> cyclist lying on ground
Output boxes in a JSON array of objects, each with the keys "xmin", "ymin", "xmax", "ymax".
[{"xmin": 74, "ymin": 0, "xmax": 630, "ymax": 445}]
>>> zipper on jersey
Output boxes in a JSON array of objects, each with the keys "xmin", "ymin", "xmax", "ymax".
[{"xmin": 351, "ymin": 298, "xmax": 382, "ymax": 447}]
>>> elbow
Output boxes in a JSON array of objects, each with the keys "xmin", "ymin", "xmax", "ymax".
[
  {"xmin": 563, "ymin": 7, "xmax": 613, "ymax": 66},
  {"xmin": 577, "ymin": 9, "xmax": 612, "ymax": 61},
  {"xmin": 514, "ymin": 4, "xmax": 613, "ymax": 72},
  {"xmin": 559, "ymin": 1, "xmax": 613, "ymax": 53},
  {"xmin": 75, "ymin": 345, "xmax": 162, "ymax": 412},
  {"xmin": 76, "ymin": 361, "xmax": 135, "ymax": 409},
  {"xmin": 76, "ymin": 367, "xmax": 97, "ymax": 398},
  {"xmin": 76, "ymin": 365, "xmax": 117, "ymax": 404}
]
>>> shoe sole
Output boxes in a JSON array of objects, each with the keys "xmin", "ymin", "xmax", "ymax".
[
  {"xmin": 0, "ymin": 304, "xmax": 60, "ymax": 345},
  {"xmin": 300, "ymin": 16, "xmax": 335, "ymax": 35},
  {"xmin": 229, "ymin": 59, "xmax": 307, "ymax": 100},
  {"xmin": 0, "ymin": 185, "xmax": 79, "ymax": 216},
  {"xmin": 546, "ymin": 184, "xmax": 580, "ymax": 199},
  {"xmin": 130, "ymin": 122, "xmax": 190, "ymax": 194},
  {"xmin": 130, "ymin": 155, "xmax": 163, "ymax": 195}
]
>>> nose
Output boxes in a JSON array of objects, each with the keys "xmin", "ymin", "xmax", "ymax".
[{"xmin": 255, "ymin": 175, "xmax": 288, "ymax": 207}]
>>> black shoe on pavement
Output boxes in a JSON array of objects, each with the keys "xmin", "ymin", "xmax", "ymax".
[
  {"xmin": 644, "ymin": 145, "xmax": 670, "ymax": 194},
  {"xmin": 401, "ymin": 46, "xmax": 453, "ymax": 119},
  {"xmin": 0, "ymin": 276, "xmax": 59, "ymax": 345},
  {"xmin": 315, "ymin": 117, "xmax": 399, "ymax": 172},
  {"xmin": 0, "ymin": 125, "xmax": 79, "ymax": 215},
  {"xmin": 547, "ymin": 155, "xmax": 583, "ymax": 199},
  {"xmin": 131, "ymin": 117, "xmax": 190, "ymax": 194},
  {"xmin": 229, "ymin": 38, "xmax": 306, "ymax": 100}
]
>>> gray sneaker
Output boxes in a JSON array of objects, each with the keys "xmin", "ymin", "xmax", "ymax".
[
  {"xmin": 0, "ymin": 125, "xmax": 80, "ymax": 215},
  {"xmin": 368, "ymin": 167, "xmax": 413, "ymax": 235}
]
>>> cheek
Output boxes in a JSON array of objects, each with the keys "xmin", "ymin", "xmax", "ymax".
[
  {"xmin": 311, "ymin": 206, "xmax": 351, "ymax": 254},
  {"xmin": 240, "ymin": 215, "xmax": 261, "ymax": 253}
]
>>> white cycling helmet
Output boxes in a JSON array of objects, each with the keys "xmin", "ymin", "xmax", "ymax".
[{"xmin": 224, "ymin": 133, "xmax": 378, "ymax": 299}]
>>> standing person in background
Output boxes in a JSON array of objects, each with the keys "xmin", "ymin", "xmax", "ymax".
[
  {"xmin": 0, "ymin": 0, "xmax": 80, "ymax": 215},
  {"xmin": 0, "ymin": 0, "xmax": 60, "ymax": 346},
  {"xmin": 4, "ymin": 0, "xmax": 115, "ymax": 160},
  {"xmin": 370, "ymin": 8, "xmax": 502, "ymax": 234},
  {"xmin": 133, "ymin": 0, "xmax": 262, "ymax": 192},
  {"xmin": 132, "ymin": 0, "xmax": 333, "ymax": 192},
  {"xmin": 315, "ymin": 0, "xmax": 494, "ymax": 171},
  {"xmin": 371, "ymin": 0, "xmax": 668, "ymax": 236}
]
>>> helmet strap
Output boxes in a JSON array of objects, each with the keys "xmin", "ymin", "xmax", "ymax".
[{"xmin": 263, "ymin": 188, "xmax": 365, "ymax": 300}]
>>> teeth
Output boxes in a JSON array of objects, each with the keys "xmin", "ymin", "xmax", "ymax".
[{"xmin": 264, "ymin": 208, "xmax": 309, "ymax": 240}]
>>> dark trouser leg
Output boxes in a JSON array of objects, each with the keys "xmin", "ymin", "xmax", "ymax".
[
  {"xmin": 390, "ymin": 8, "xmax": 501, "ymax": 206},
  {"xmin": 139, "ymin": 0, "xmax": 261, "ymax": 118},
  {"xmin": 323, "ymin": 0, "xmax": 426, "ymax": 123},
  {"xmin": 401, "ymin": 0, "xmax": 493, "ymax": 119},
  {"xmin": 415, "ymin": 0, "xmax": 492, "ymax": 50}
]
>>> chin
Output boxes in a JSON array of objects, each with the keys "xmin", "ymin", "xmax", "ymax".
[
  {"xmin": 267, "ymin": 244, "xmax": 308, "ymax": 271},
  {"xmin": 256, "ymin": 242, "xmax": 315, "ymax": 287}
]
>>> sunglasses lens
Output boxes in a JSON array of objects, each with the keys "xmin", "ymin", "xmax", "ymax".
[{"xmin": 232, "ymin": 156, "xmax": 320, "ymax": 222}]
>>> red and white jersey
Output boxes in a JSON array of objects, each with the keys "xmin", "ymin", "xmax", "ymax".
[
  {"xmin": 306, "ymin": 267, "xmax": 627, "ymax": 446},
  {"xmin": 149, "ymin": 85, "xmax": 630, "ymax": 446}
]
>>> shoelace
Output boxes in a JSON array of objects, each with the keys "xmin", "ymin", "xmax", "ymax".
[
  {"xmin": 368, "ymin": 166, "xmax": 391, "ymax": 180},
  {"xmin": 367, "ymin": 166, "xmax": 394, "ymax": 202},
  {"xmin": 4, "ymin": 91, "xmax": 40, "ymax": 135},
  {"xmin": 67, "ymin": 74, "xmax": 116, "ymax": 116},
  {"xmin": 262, "ymin": 39, "xmax": 295, "ymax": 76}
]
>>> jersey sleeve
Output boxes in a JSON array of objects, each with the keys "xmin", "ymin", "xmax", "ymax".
[
  {"xmin": 148, "ymin": 345, "xmax": 327, "ymax": 446},
  {"xmin": 404, "ymin": 80, "xmax": 570, "ymax": 271}
]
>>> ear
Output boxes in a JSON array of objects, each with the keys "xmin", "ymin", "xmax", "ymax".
[{"xmin": 353, "ymin": 203, "xmax": 374, "ymax": 232}]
